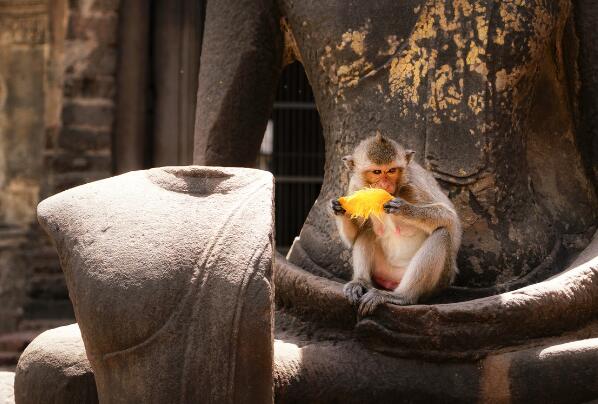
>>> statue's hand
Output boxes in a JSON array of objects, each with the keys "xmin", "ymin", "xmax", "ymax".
[
  {"xmin": 358, "ymin": 289, "xmax": 409, "ymax": 316},
  {"xmin": 343, "ymin": 279, "xmax": 368, "ymax": 305},
  {"xmin": 330, "ymin": 198, "xmax": 346, "ymax": 216}
]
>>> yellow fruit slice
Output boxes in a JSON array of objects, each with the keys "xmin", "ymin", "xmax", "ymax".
[{"xmin": 339, "ymin": 188, "xmax": 394, "ymax": 219}]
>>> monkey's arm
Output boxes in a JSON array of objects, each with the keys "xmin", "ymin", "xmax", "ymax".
[
  {"xmin": 384, "ymin": 199, "xmax": 457, "ymax": 233},
  {"xmin": 335, "ymin": 216, "xmax": 360, "ymax": 247},
  {"xmin": 331, "ymin": 199, "xmax": 360, "ymax": 247},
  {"xmin": 193, "ymin": 0, "xmax": 283, "ymax": 167}
]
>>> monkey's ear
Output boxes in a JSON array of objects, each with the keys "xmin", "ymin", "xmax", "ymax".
[
  {"xmin": 405, "ymin": 150, "xmax": 415, "ymax": 165},
  {"xmin": 342, "ymin": 155, "xmax": 355, "ymax": 171}
]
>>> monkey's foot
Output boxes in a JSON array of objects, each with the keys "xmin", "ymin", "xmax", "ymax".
[
  {"xmin": 344, "ymin": 280, "xmax": 369, "ymax": 305},
  {"xmin": 358, "ymin": 289, "xmax": 409, "ymax": 316},
  {"xmin": 383, "ymin": 198, "xmax": 406, "ymax": 215},
  {"xmin": 330, "ymin": 198, "xmax": 346, "ymax": 215}
]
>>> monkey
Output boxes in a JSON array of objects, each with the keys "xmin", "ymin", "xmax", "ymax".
[{"xmin": 331, "ymin": 133, "xmax": 462, "ymax": 316}]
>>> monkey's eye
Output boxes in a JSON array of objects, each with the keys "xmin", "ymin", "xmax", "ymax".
[
  {"xmin": 387, "ymin": 168, "xmax": 397, "ymax": 174},
  {"xmin": 372, "ymin": 169, "xmax": 382, "ymax": 175}
]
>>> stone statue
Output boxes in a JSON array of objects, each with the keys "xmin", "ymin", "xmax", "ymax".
[
  {"xmin": 193, "ymin": 0, "xmax": 598, "ymax": 399},
  {"xmin": 15, "ymin": 167, "xmax": 275, "ymax": 404}
]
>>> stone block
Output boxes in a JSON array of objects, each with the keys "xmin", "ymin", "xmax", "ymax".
[
  {"xmin": 67, "ymin": 15, "xmax": 118, "ymax": 45},
  {"xmin": 82, "ymin": 47, "xmax": 117, "ymax": 76},
  {"xmin": 63, "ymin": 76, "xmax": 116, "ymax": 99},
  {"xmin": 58, "ymin": 127, "xmax": 111, "ymax": 152},
  {"xmin": 61, "ymin": 102, "xmax": 114, "ymax": 128}
]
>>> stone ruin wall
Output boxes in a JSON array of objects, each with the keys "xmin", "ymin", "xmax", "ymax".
[{"xmin": 0, "ymin": 0, "xmax": 120, "ymax": 344}]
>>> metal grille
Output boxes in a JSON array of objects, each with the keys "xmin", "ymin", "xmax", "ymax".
[{"xmin": 258, "ymin": 62, "xmax": 325, "ymax": 252}]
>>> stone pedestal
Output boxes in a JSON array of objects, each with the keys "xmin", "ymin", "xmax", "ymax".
[{"xmin": 32, "ymin": 166, "xmax": 275, "ymax": 404}]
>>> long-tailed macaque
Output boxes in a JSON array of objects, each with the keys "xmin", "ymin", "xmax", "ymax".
[{"xmin": 331, "ymin": 133, "xmax": 462, "ymax": 315}]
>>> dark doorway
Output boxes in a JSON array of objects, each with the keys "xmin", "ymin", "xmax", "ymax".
[{"xmin": 258, "ymin": 62, "xmax": 325, "ymax": 253}]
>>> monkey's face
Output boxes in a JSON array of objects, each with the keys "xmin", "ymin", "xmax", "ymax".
[{"xmin": 362, "ymin": 164, "xmax": 402, "ymax": 194}]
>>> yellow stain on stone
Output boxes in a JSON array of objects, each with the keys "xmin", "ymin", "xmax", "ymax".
[
  {"xmin": 499, "ymin": 2, "xmax": 524, "ymax": 33},
  {"xmin": 453, "ymin": 33, "xmax": 467, "ymax": 49},
  {"xmin": 476, "ymin": 15, "xmax": 488, "ymax": 42},
  {"xmin": 350, "ymin": 31, "xmax": 366, "ymax": 56},
  {"xmin": 389, "ymin": 47, "xmax": 437, "ymax": 105},
  {"xmin": 387, "ymin": 0, "xmax": 438, "ymax": 104},
  {"xmin": 386, "ymin": 0, "xmax": 492, "ymax": 115},
  {"xmin": 494, "ymin": 28, "xmax": 505, "ymax": 45},
  {"xmin": 378, "ymin": 35, "xmax": 400, "ymax": 57},
  {"xmin": 468, "ymin": 93, "xmax": 484, "ymax": 115},
  {"xmin": 319, "ymin": 24, "xmax": 373, "ymax": 101},
  {"xmin": 453, "ymin": 0, "xmax": 473, "ymax": 18}
]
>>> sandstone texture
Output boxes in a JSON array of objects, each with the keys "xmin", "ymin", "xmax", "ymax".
[{"xmin": 36, "ymin": 166, "xmax": 275, "ymax": 404}]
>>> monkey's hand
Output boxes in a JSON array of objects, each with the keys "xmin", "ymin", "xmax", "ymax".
[
  {"xmin": 343, "ymin": 279, "xmax": 369, "ymax": 305},
  {"xmin": 330, "ymin": 198, "xmax": 346, "ymax": 216},
  {"xmin": 358, "ymin": 289, "xmax": 410, "ymax": 316},
  {"xmin": 383, "ymin": 197, "xmax": 407, "ymax": 215}
]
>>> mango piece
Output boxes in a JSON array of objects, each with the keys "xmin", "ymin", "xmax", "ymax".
[{"xmin": 339, "ymin": 188, "xmax": 393, "ymax": 219}]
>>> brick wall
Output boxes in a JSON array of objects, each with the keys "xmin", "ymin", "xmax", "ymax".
[
  {"xmin": 20, "ymin": 0, "xmax": 121, "ymax": 332},
  {"xmin": 45, "ymin": 0, "xmax": 119, "ymax": 196}
]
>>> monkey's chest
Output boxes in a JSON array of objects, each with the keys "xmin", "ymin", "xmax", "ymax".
[{"xmin": 375, "ymin": 215, "xmax": 427, "ymax": 267}]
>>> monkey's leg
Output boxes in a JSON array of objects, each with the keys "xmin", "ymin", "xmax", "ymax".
[
  {"xmin": 396, "ymin": 227, "xmax": 453, "ymax": 301},
  {"xmin": 358, "ymin": 228, "xmax": 453, "ymax": 316},
  {"xmin": 344, "ymin": 234, "xmax": 375, "ymax": 305}
]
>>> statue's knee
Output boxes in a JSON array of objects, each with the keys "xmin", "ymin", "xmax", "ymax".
[{"xmin": 14, "ymin": 324, "xmax": 97, "ymax": 404}]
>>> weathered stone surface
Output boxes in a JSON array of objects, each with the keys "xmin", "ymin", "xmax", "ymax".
[
  {"xmin": 0, "ymin": 371, "xmax": 15, "ymax": 404},
  {"xmin": 14, "ymin": 325, "xmax": 96, "ymax": 404},
  {"xmin": 37, "ymin": 166, "xmax": 275, "ymax": 404}
]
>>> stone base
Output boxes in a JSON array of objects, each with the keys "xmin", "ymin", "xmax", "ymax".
[{"xmin": 14, "ymin": 321, "xmax": 598, "ymax": 404}]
